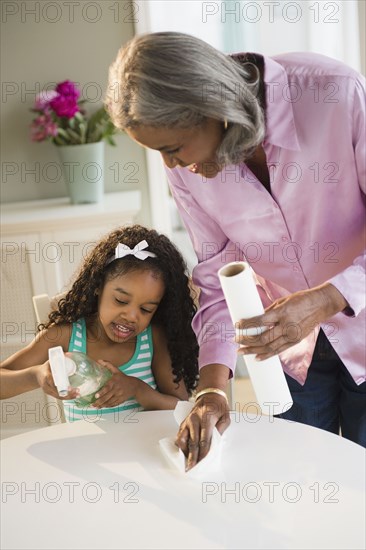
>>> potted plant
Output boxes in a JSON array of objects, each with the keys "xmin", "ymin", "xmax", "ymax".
[{"xmin": 30, "ymin": 80, "xmax": 117, "ymax": 204}]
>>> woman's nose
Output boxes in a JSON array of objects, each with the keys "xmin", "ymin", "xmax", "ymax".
[{"xmin": 161, "ymin": 152, "xmax": 177, "ymax": 169}]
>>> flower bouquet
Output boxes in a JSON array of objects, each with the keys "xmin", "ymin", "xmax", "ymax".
[
  {"xmin": 30, "ymin": 80, "xmax": 117, "ymax": 204},
  {"xmin": 30, "ymin": 80, "xmax": 117, "ymax": 146}
]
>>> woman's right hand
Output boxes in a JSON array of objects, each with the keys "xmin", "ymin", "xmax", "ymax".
[
  {"xmin": 33, "ymin": 361, "xmax": 78, "ymax": 400},
  {"xmin": 175, "ymin": 393, "xmax": 230, "ymax": 470}
]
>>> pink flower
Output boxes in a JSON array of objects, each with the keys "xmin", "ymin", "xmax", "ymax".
[
  {"xmin": 49, "ymin": 81, "xmax": 81, "ymax": 118},
  {"xmin": 30, "ymin": 112, "xmax": 58, "ymax": 142},
  {"xmin": 55, "ymin": 80, "xmax": 80, "ymax": 100},
  {"xmin": 29, "ymin": 79, "xmax": 116, "ymax": 146},
  {"xmin": 50, "ymin": 95, "xmax": 80, "ymax": 118},
  {"xmin": 34, "ymin": 90, "xmax": 58, "ymax": 111}
]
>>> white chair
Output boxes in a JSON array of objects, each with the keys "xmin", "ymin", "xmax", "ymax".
[{"xmin": 32, "ymin": 293, "xmax": 66, "ymax": 325}]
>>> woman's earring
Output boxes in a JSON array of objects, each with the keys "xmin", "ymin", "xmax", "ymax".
[{"xmin": 224, "ymin": 119, "xmax": 228, "ymax": 130}]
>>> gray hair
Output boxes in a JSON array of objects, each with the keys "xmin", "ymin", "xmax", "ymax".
[{"xmin": 106, "ymin": 32, "xmax": 265, "ymax": 165}]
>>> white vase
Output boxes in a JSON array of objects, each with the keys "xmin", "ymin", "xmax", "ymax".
[{"xmin": 57, "ymin": 142, "xmax": 105, "ymax": 204}]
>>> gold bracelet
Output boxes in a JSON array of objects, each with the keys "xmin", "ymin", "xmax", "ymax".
[{"xmin": 194, "ymin": 387, "xmax": 229, "ymax": 404}]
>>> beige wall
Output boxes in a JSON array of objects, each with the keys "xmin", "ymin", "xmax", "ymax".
[{"xmin": 0, "ymin": 0, "xmax": 151, "ymax": 224}]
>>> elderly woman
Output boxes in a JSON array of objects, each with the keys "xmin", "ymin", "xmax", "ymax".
[{"xmin": 106, "ymin": 32, "xmax": 366, "ymax": 466}]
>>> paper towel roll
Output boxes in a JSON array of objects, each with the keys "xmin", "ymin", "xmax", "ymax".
[{"xmin": 218, "ymin": 262, "xmax": 293, "ymax": 415}]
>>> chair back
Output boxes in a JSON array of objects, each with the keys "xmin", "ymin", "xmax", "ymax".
[{"xmin": 32, "ymin": 294, "xmax": 52, "ymax": 325}]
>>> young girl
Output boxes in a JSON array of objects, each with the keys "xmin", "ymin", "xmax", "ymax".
[{"xmin": 0, "ymin": 225, "xmax": 199, "ymax": 421}]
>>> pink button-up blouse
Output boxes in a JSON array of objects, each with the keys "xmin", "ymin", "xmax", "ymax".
[{"xmin": 165, "ymin": 52, "xmax": 365, "ymax": 385}]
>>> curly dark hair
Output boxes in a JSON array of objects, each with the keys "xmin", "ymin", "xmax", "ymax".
[{"xmin": 44, "ymin": 225, "xmax": 199, "ymax": 392}]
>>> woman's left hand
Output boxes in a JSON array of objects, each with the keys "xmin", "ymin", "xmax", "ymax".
[
  {"xmin": 236, "ymin": 283, "xmax": 348, "ymax": 360},
  {"xmin": 92, "ymin": 360, "xmax": 137, "ymax": 408}
]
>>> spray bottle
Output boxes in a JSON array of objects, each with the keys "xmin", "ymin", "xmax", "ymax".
[{"xmin": 48, "ymin": 346, "xmax": 112, "ymax": 407}]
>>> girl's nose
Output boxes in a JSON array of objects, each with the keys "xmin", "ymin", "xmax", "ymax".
[
  {"xmin": 161, "ymin": 152, "xmax": 178, "ymax": 169},
  {"xmin": 123, "ymin": 306, "xmax": 138, "ymax": 323}
]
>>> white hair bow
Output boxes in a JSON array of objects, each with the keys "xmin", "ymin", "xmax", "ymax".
[{"xmin": 109, "ymin": 240, "xmax": 157, "ymax": 263}]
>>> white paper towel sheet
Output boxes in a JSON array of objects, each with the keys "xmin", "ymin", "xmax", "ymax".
[
  {"xmin": 159, "ymin": 401, "xmax": 223, "ymax": 479},
  {"xmin": 218, "ymin": 261, "xmax": 293, "ymax": 415}
]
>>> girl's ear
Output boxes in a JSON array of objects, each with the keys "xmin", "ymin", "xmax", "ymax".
[{"xmin": 94, "ymin": 288, "xmax": 100, "ymax": 296}]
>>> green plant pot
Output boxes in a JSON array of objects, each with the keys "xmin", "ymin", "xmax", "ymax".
[{"xmin": 57, "ymin": 142, "xmax": 105, "ymax": 204}]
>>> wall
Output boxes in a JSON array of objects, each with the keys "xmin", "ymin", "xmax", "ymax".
[
  {"xmin": 359, "ymin": 0, "xmax": 366, "ymax": 75},
  {"xmin": 0, "ymin": 0, "xmax": 151, "ymax": 225}
]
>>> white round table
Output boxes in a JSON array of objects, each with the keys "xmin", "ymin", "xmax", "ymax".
[{"xmin": 1, "ymin": 410, "xmax": 365, "ymax": 550}]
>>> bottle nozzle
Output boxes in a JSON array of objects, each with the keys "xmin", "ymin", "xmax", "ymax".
[{"xmin": 48, "ymin": 346, "xmax": 70, "ymax": 397}]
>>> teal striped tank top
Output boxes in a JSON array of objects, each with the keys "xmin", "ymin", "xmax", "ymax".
[{"xmin": 63, "ymin": 318, "xmax": 157, "ymax": 422}]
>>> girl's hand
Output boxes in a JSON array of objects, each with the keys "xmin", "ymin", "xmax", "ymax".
[
  {"xmin": 175, "ymin": 393, "xmax": 230, "ymax": 470},
  {"xmin": 92, "ymin": 360, "xmax": 138, "ymax": 408},
  {"xmin": 33, "ymin": 361, "xmax": 79, "ymax": 400},
  {"xmin": 235, "ymin": 284, "xmax": 348, "ymax": 360}
]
